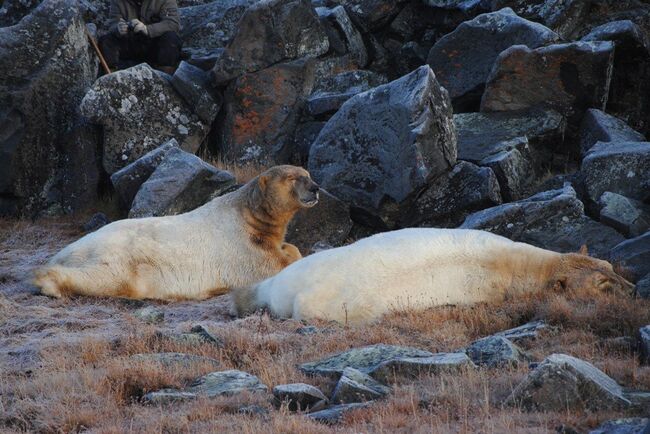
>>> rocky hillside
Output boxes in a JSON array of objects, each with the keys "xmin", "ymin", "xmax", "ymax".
[{"xmin": 1, "ymin": 0, "xmax": 650, "ymax": 432}]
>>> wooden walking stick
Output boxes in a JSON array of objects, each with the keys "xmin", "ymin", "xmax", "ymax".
[{"xmin": 85, "ymin": 27, "xmax": 112, "ymax": 75}]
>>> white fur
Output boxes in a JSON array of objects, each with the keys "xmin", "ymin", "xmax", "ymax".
[
  {"xmin": 242, "ymin": 228, "xmax": 560, "ymax": 324},
  {"xmin": 36, "ymin": 192, "xmax": 285, "ymax": 300}
]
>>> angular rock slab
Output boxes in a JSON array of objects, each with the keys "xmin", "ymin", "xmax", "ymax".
[
  {"xmin": 299, "ymin": 344, "xmax": 434, "ymax": 378},
  {"xmin": 286, "ymin": 189, "xmax": 352, "ymax": 255},
  {"xmin": 461, "ymin": 184, "xmax": 625, "ymax": 259},
  {"xmin": 129, "ymin": 148, "xmax": 236, "ymax": 218},
  {"xmin": 505, "ymin": 353, "xmax": 631, "ymax": 411},
  {"xmin": 110, "ymin": 139, "xmax": 179, "ymax": 209},
  {"xmin": 0, "ymin": 0, "xmax": 98, "ymax": 215},
  {"xmin": 494, "ymin": 320, "xmax": 546, "ymax": 342},
  {"xmin": 307, "ymin": 402, "xmax": 371, "ymax": 424},
  {"xmin": 481, "ymin": 41, "xmax": 615, "ymax": 132},
  {"xmin": 80, "ymin": 64, "xmax": 208, "ymax": 174},
  {"xmin": 326, "ymin": 0, "xmax": 403, "ymax": 32},
  {"xmin": 217, "ymin": 59, "xmax": 315, "ymax": 165},
  {"xmin": 599, "ymin": 192, "xmax": 650, "ymax": 238},
  {"xmin": 579, "ymin": 109, "xmax": 646, "ymax": 156},
  {"xmin": 316, "ymin": 5, "xmax": 368, "ymax": 70},
  {"xmin": 401, "ymin": 161, "xmax": 501, "ymax": 228},
  {"xmin": 143, "ymin": 370, "xmax": 268, "ymax": 404},
  {"xmin": 368, "ymin": 352, "xmax": 474, "ymax": 383},
  {"xmin": 308, "ymin": 65, "xmax": 457, "ymax": 228},
  {"xmin": 331, "ymin": 367, "xmax": 391, "ymax": 404},
  {"xmin": 210, "ymin": 0, "xmax": 328, "ymax": 84},
  {"xmin": 609, "ymin": 232, "xmax": 650, "ymax": 282},
  {"xmin": 581, "ymin": 141, "xmax": 650, "ymax": 205},
  {"xmin": 427, "ymin": 7, "xmax": 558, "ymax": 111},
  {"xmin": 306, "ymin": 70, "xmax": 387, "ymax": 117},
  {"xmin": 171, "ymin": 61, "xmax": 222, "ymax": 124},
  {"xmin": 272, "ymin": 383, "xmax": 328, "ymax": 411},
  {"xmin": 465, "ymin": 336, "xmax": 528, "ymax": 368},
  {"xmin": 640, "ymin": 325, "xmax": 650, "ymax": 365}
]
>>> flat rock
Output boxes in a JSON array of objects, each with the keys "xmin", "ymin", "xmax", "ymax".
[
  {"xmin": 272, "ymin": 383, "xmax": 328, "ymax": 411},
  {"xmin": 133, "ymin": 306, "xmax": 164, "ymax": 324},
  {"xmin": 171, "ymin": 61, "xmax": 222, "ymax": 124},
  {"xmin": 216, "ymin": 59, "xmax": 315, "ymax": 165},
  {"xmin": 129, "ymin": 352, "xmax": 220, "ymax": 370},
  {"xmin": 465, "ymin": 336, "xmax": 528, "ymax": 367},
  {"xmin": 369, "ymin": 352, "xmax": 474, "ymax": 383},
  {"xmin": 401, "ymin": 161, "xmax": 501, "ymax": 228},
  {"xmin": 307, "ymin": 402, "xmax": 371, "ymax": 424},
  {"xmin": 590, "ymin": 418, "xmax": 650, "ymax": 434},
  {"xmin": 481, "ymin": 41, "xmax": 615, "ymax": 134},
  {"xmin": 143, "ymin": 370, "xmax": 267, "ymax": 404},
  {"xmin": 306, "ymin": 70, "xmax": 386, "ymax": 117},
  {"xmin": 80, "ymin": 64, "xmax": 208, "ymax": 174},
  {"xmin": 640, "ymin": 326, "xmax": 650, "ymax": 365},
  {"xmin": 599, "ymin": 192, "xmax": 650, "ymax": 238},
  {"xmin": 461, "ymin": 184, "xmax": 625, "ymax": 259},
  {"xmin": 210, "ymin": 0, "xmax": 328, "ymax": 85},
  {"xmin": 299, "ymin": 344, "xmax": 434, "ymax": 378},
  {"xmin": 505, "ymin": 353, "xmax": 631, "ymax": 411},
  {"xmin": 308, "ymin": 65, "xmax": 457, "ymax": 229},
  {"xmin": 331, "ymin": 367, "xmax": 391, "ymax": 404},
  {"xmin": 286, "ymin": 189, "xmax": 352, "ymax": 255},
  {"xmin": 129, "ymin": 148, "xmax": 236, "ymax": 218},
  {"xmin": 110, "ymin": 140, "xmax": 179, "ymax": 209},
  {"xmin": 581, "ymin": 141, "xmax": 650, "ymax": 205},
  {"xmin": 609, "ymin": 232, "xmax": 650, "ymax": 282},
  {"xmin": 494, "ymin": 320, "xmax": 546, "ymax": 342},
  {"xmin": 579, "ymin": 109, "xmax": 646, "ymax": 156},
  {"xmin": 427, "ymin": 7, "xmax": 558, "ymax": 111},
  {"xmin": 1, "ymin": 0, "xmax": 99, "ymax": 215},
  {"xmin": 83, "ymin": 212, "xmax": 109, "ymax": 232}
]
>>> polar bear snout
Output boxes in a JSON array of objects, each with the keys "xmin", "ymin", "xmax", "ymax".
[{"xmin": 296, "ymin": 178, "xmax": 320, "ymax": 208}]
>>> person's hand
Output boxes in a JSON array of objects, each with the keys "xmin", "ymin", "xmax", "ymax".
[
  {"xmin": 130, "ymin": 19, "xmax": 148, "ymax": 36},
  {"xmin": 117, "ymin": 19, "xmax": 128, "ymax": 35}
]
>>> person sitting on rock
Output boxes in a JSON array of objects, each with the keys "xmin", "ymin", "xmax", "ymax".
[{"xmin": 99, "ymin": 0, "xmax": 182, "ymax": 75}]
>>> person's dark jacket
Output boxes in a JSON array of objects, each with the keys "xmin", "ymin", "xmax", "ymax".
[{"xmin": 107, "ymin": 0, "xmax": 180, "ymax": 38}]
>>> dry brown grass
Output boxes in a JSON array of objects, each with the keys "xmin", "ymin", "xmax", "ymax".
[
  {"xmin": 210, "ymin": 157, "xmax": 269, "ymax": 184},
  {"xmin": 1, "ymin": 218, "xmax": 649, "ymax": 433}
]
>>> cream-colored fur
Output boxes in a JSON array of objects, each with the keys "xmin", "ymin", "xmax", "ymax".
[
  {"xmin": 34, "ymin": 165, "xmax": 319, "ymax": 300},
  {"xmin": 233, "ymin": 228, "xmax": 634, "ymax": 324}
]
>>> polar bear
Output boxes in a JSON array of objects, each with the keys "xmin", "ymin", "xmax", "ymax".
[
  {"xmin": 232, "ymin": 228, "xmax": 634, "ymax": 324},
  {"xmin": 34, "ymin": 165, "xmax": 320, "ymax": 300}
]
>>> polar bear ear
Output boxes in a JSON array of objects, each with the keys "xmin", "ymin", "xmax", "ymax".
[
  {"xmin": 258, "ymin": 175, "xmax": 268, "ymax": 192},
  {"xmin": 578, "ymin": 245, "xmax": 589, "ymax": 256},
  {"xmin": 552, "ymin": 276, "xmax": 568, "ymax": 292}
]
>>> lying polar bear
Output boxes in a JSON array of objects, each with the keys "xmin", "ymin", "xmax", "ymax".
[
  {"xmin": 233, "ymin": 228, "xmax": 634, "ymax": 324},
  {"xmin": 34, "ymin": 165, "xmax": 320, "ymax": 300}
]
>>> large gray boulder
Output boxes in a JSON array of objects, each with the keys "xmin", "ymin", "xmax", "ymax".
[
  {"xmin": 143, "ymin": 370, "xmax": 268, "ymax": 404},
  {"xmin": 0, "ymin": 0, "xmax": 99, "ymax": 216},
  {"xmin": 505, "ymin": 353, "xmax": 631, "ymax": 411},
  {"xmin": 286, "ymin": 189, "xmax": 352, "ymax": 255},
  {"xmin": 129, "ymin": 148, "xmax": 236, "ymax": 218},
  {"xmin": 481, "ymin": 42, "xmax": 616, "ymax": 134},
  {"xmin": 427, "ymin": 8, "xmax": 558, "ymax": 111},
  {"xmin": 80, "ymin": 64, "xmax": 208, "ymax": 174},
  {"xmin": 299, "ymin": 344, "xmax": 434, "ymax": 378},
  {"xmin": 171, "ymin": 61, "xmax": 222, "ymax": 124},
  {"xmin": 609, "ymin": 232, "xmax": 650, "ymax": 282},
  {"xmin": 306, "ymin": 70, "xmax": 387, "ymax": 117},
  {"xmin": 461, "ymin": 184, "xmax": 625, "ymax": 258},
  {"xmin": 316, "ymin": 5, "xmax": 368, "ymax": 70},
  {"xmin": 110, "ymin": 140, "xmax": 179, "ymax": 209},
  {"xmin": 401, "ymin": 161, "xmax": 502, "ymax": 228},
  {"xmin": 581, "ymin": 142, "xmax": 650, "ymax": 205},
  {"xmin": 369, "ymin": 352, "xmax": 474, "ymax": 383},
  {"xmin": 331, "ymin": 367, "xmax": 391, "ymax": 404},
  {"xmin": 326, "ymin": 0, "xmax": 405, "ymax": 32},
  {"xmin": 308, "ymin": 65, "xmax": 457, "ymax": 228},
  {"xmin": 579, "ymin": 109, "xmax": 646, "ymax": 156},
  {"xmin": 216, "ymin": 59, "xmax": 315, "ymax": 165},
  {"xmin": 590, "ymin": 418, "xmax": 650, "ymax": 434},
  {"xmin": 210, "ymin": 0, "xmax": 329, "ymax": 85}
]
